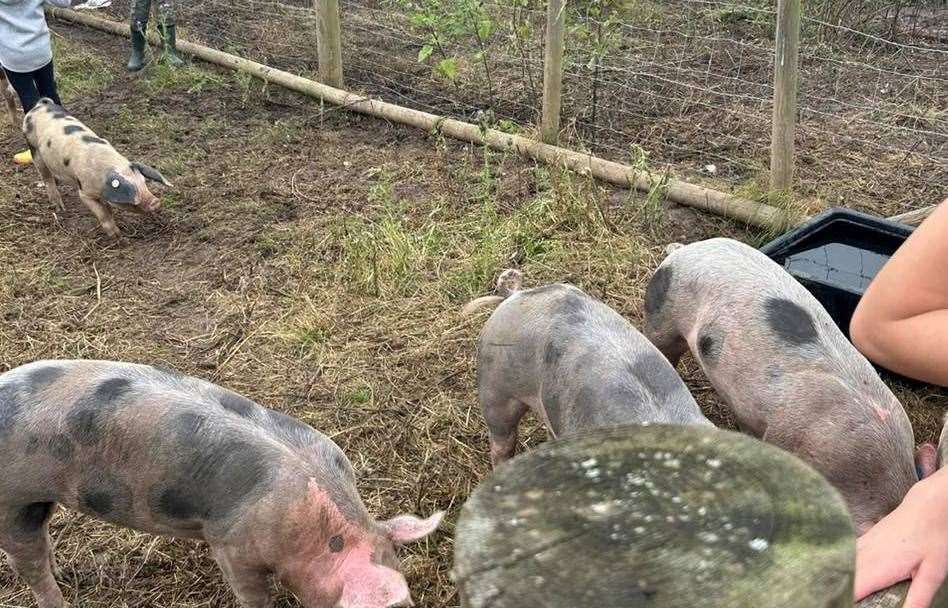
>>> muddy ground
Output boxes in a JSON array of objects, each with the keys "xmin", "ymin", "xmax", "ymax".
[{"xmin": 0, "ymin": 20, "xmax": 946, "ymax": 608}]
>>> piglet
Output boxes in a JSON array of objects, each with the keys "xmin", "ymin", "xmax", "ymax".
[
  {"xmin": 643, "ymin": 237, "xmax": 922, "ymax": 534},
  {"xmin": 0, "ymin": 360, "xmax": 442, "ymax": 608},
  {"xmin": 465, "ymin": 269, "xmax": 712, "ymax": 466},
  {"xmin": 23, "ymin": 98, "xmax": 170, "ymax": 237}
]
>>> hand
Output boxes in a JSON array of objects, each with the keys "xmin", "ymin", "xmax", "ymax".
[{"xmin": 855, "ymin": 466, "xmax": 948, "ymax": 608}]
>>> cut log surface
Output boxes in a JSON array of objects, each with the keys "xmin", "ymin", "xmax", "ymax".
[
  {"xmin": 859, "ymin": 581, "xmax": 948, "ymax": 608},
  {"xmin": 857, "ymin": 582, "xmax": 908, "ymax": 608},
  {"xmin": 454, "ymin": 425, "xmax": 855, "ymax": 608}
]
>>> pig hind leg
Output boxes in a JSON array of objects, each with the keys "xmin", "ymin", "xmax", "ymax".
[
  {"xmin": 0, "ymin": 502, "xmax": 69, "ymax": 608},
  {"xmin": 480, "ymin": 390, "xmax": 529, "ymax": 467},
  {"xmin": 32, "ymin": 153, "xmax": 65, "ymax": 212}
]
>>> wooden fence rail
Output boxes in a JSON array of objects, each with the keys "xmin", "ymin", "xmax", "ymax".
[{"xmin": 50, "ymin": 7, "xmax": 791, "ymax": 232}]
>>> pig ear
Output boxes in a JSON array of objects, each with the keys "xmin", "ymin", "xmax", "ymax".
[
  {"xmin": 379, "ymin": 511, "xmax": 444, "ymax": 545},
  {"xmin": 131, "ymin": 162, "xmax": 173, "ymax": 187},
  {"xmin": 101, "ymin": 170, "xmax": 137, "ymax": 205},
  {"xmin": 916, "ymin": 443, "xmax": 937, "ymax": 480}
]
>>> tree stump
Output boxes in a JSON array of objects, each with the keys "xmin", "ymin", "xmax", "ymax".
[
  {"xmin": 857, "ymin": 583, "xmax": 908, "ymax": 608},
  {"xmin": 859, "ymin": 581, "xmax": 948, "ymax": 608},
  {"xmin": 454, "ymin": 425, "xmax": 855, "ymax": 608}
]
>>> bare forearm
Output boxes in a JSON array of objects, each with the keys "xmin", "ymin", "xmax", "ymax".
[
  {"xmin": 854, "ymin": 310, "xmax": 948, "ymax": 386},
  {"xmin": 851, "ymin": 199, "xmax": 948, "ymax": 386}
]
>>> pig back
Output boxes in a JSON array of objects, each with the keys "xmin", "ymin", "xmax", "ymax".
[
  {"xmin": 0, "ymin": 360, "xmax": 362, "ymax": 539},
  {"xmin": 26, "ymin": 99, "xmax": 126, "ymax": 181},
  {"xmin": 657, "ymin": 239, "xmax": 917, "ymax": 528},
  {"xmin": 479, "ymin": 284, "xmax": 705, "ymax": 435}
]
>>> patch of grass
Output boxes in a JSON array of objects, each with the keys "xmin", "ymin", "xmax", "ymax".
[
  {"xmin": 139, "ymin": 62, "xmax": 226, "ymax": 95},
  {"xmin": 251, "ymin": 119, "xmax": 302, "ymax": 146},
  {"xmin": 495, "ymin": 119, "xmax": 520, "ymax": 134},
  {"xmin": 1, "ymin": 260, "xmax": 72, "ymax": 298},
  {"xmin": 160, "ymin": 191, "xmax": 183, "ymax": 210},
  {"xmin": 616, "ymin": 0, "xmax": 665, "ymax": 26},
  {"xmin": 195, "ymin": 116, "xmax": 229, "ymax": 138},
  {"xmin": 296, "ymin": 325, "xmax": 330, "ymax": 349},
  {"xmin": 112, "ymin": 106, "xmax": 174, "ymax": 142},
  {"xmin": 342, "ymin": 383, "xmax": 373, "ymax": 406},
  {"xmin": 701, "ymin": 3, "xmax": 774, "ymax": 35},
  {"xmin": 735, "ymin": 173, "xmax": 829, "ymax": 245},
  {"xmin": 736, "ymin": 172, "xmax": 824, "ymax": 217},
  {"xmin": 331, "ymin": 155, "xmax": 625, "ymax": 302},
  {"xmin": 620, "ymin": 144, "xmax": 667, "ymax": 234},
  {"xmin": 255, "ymin": 229, "xmax": 290, "ymax": 258},
  {"xmin": 338, "ymin": 210, "xmax": 445, "ymax": 298},
  {"xmin": 107, "ymin": 106, "xmax": 203, "ymax": 178},
  {"xmin": 278, "ymin": 294, "xmax": 334, "ymax": 358},
  {"xmin": 52, "ymin": 36, "xmax": 113, "ymax": 101},
  {"xmin": 232, "ymin": 70, "xmax": 263, "ymax": 104}
]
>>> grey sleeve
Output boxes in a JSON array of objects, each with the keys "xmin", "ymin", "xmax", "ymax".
[{"xmin": 44, "ymin": 0, "xmax": 73, "ymax": 7}]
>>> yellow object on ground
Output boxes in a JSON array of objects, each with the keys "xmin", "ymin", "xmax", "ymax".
[{"xmin": 13, "ymin": 149, "xmax": 33, "ymax": 165}]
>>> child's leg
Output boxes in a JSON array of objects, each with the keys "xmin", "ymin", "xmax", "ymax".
[
  {"xmin": 1, "ymin": 66, "xmax": 41, "ymax": 113},
  {"xmin": 31, "ymin": 61, "xmax": 62, "ymax": 107}
]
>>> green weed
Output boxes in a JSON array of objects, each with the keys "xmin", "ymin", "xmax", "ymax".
[
  {"xmin": 342, "ymin": 383, "xmax": 373, "ymax": 406},
  {"xmin": 139, "ymin": 62, "xmax": 225, "ymax": 95},
  {"xmin": 52, "ymin": 36, "xmax": 113, "ymax": 100}
]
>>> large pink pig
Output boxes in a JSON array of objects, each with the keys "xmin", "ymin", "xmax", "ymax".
[{"xmin": 0, "ymin": 360, "xmax": 442, "ymax": 608}]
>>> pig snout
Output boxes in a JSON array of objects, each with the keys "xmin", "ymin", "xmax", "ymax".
[
  {"xmin": 335, "ymin": 566, "xmax": 413, "ymax": 608},
  {"xmin": 138, "ymin": 192, "xmax": 161, "ymax": 213}
]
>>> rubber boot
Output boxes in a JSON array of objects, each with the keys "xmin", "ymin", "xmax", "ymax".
[
  {"xmin": 127, "ymin": 29, "xmax": 148, "ymax": 72},
  {"xmin": 13, "ymin": 149, "xmax": 32, "ymax": 165},
  {"xmin": 158, "ymin": 23, "xmax": 185, "ymax": 68}
]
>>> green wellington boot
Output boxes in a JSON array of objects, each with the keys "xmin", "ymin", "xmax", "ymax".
[
  {"xmin": 127, "ymin": 29, "xmax": 148, "ymax": 71},
  {"xmin": 158, "ymin": 23, "xmax": 185, "ymax": 67}
]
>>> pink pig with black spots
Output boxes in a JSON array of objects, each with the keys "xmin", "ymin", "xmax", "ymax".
[
  {"xmin": 643, "ymin": 238, "xmax": 929, "ymax": 535},
  {"xmin": 0, "ymin": 360, "xmax": 442, "ymax": 608}
]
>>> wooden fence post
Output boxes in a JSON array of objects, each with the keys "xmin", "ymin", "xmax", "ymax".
[
  {"xmin": 770, "ymin": 0, "xmax": 801, "ymax": 192},
  {"xmin": 315, "ymin": 0, "xmax": 343, "ymax": 88},
  {"xmin": 540, "ymin": 0, "xmax": 566, "ymax": 145}
]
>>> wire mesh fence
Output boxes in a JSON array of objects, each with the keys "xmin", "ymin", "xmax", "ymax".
[{"xmin": 98, "ymin": 0, "xmax": 946, "ymax": 217}]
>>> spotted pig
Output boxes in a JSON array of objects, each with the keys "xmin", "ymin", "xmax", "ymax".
[
  {"xmin": 23, "ymin": 98, "xmax": 170, "ymax": 237},
  {"xmin": 0, "ymin": 360, "xmax": 442, "ymax": 608},
  {"xmin": 643, "ymin": 237, "xmax": 922, "ymax": 534},
  {"xmin": 466, "ymin": 269, "xmax": 712, "ymax": 467}
]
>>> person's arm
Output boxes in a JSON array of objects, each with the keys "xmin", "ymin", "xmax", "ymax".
[
  {"xmin": 850, "ymin": 198, "xmax": 948, "ymax": 386},
  {"xmin": 855, "ymin": 465, "xmax": 948, "ymax": 607},
  {"xmin": 43, "ymin": 0, "xmax": 73, "ymax": 8}
]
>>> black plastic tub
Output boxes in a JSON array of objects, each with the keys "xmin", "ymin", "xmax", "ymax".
[{"xmin": 760, "ymin": 208, "xmax": 914, "ymax": 338}]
